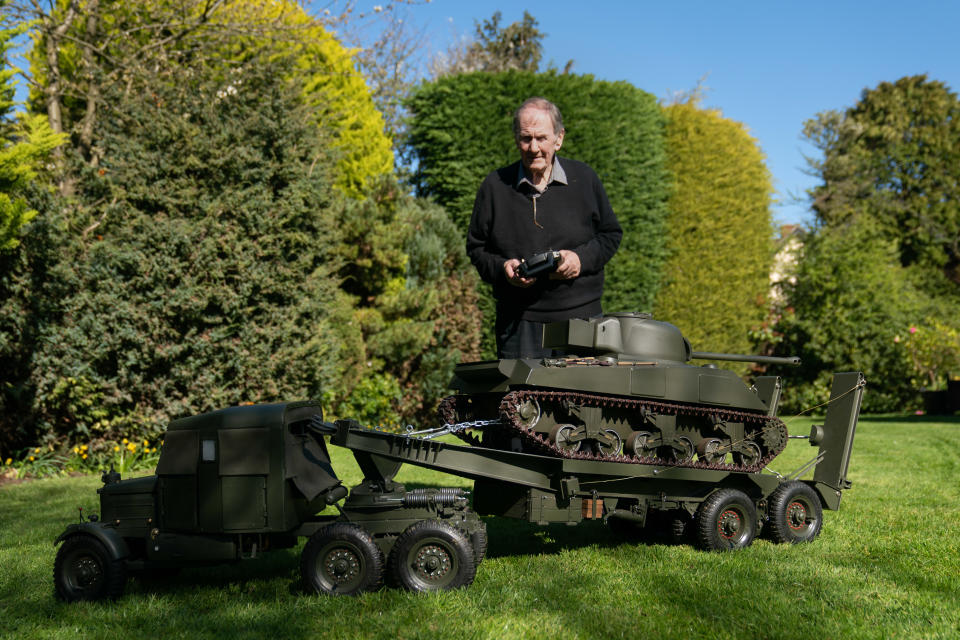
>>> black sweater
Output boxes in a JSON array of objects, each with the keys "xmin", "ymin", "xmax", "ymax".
[{"xmin": 466, "ymin": 158, "xmax": 623, "ymax": 322}]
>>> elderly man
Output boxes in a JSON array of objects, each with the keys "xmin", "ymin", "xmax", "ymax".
[{"xmin": 467, "ymin": 97, "xmax": 623, "ymax": 358}]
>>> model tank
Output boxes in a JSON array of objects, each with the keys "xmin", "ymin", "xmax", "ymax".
[{"xmin": 440, "ymin": 312, "xmax": 800, "ymax": 472}]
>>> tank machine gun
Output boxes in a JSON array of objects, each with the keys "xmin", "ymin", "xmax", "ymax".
[{"xmin": 53, "ymin": 314, "xmax": 864, "ymax": 600}]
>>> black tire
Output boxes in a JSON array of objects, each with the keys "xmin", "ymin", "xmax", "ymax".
[
  {"xmin": 54, "ymin": 535, "xmax": 127, "ymax": 602},
  {"xmin": 390, "ymin": 520, "xmax": 476, "ymax": 592},
  {"xmin": 469, "ymin": 525, "xmax": 488, "ymax": 565},
  {"xmin": 695, "ymin": 488, "xmax": 758, "ymax": 551},
  {"xmin": 665, "ymin": 511, "xmax": 693, "ymax": 545},
  {"xmin": 301, "ymin": 523, "xmax": 384, "ymax": 596},
  {"xmin": 766, "ymin": 481, "xmax": 823, "ymax": 544}
]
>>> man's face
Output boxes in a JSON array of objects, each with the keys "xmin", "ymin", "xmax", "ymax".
[{"xmin": 515, "ymin": 107, "xmax": 564, "ymax": 176}]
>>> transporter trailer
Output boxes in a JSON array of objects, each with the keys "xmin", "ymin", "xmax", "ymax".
[{"xmin": 53, "ymin": 315, "xmax": 865, "ymax": 600}]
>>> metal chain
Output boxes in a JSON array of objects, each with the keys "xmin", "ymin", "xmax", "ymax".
[{"xmin": 406, "ymin": 418, "xmax": 502, "ymax": 440}]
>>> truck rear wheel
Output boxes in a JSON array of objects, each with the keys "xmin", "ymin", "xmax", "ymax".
[
  {"xmin": 695, "ymin": 488, "xmax": 757, "ymax": 551},
  {"xmin": 390, "ymin": 520, "xmax": 476, "ymax": 592},
  {"xmin": 301, "ymin": 523, "xmax": 384, "ymax": 596},
  {"xmin": 766, "ymin": 481, "xmax": 823, "ymax": 543},
  {"xmin": 54, "ymin": 535, "xmax": 127, "ymax": 602}
]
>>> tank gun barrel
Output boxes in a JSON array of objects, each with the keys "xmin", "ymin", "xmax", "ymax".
[{"xmin": 691, "ymin": 352, "xmax": 801, "ymax": 366}]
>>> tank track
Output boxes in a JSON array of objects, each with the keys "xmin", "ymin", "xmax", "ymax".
[{"xmin": 439, "ymin": 389, "xmax": 788, "ymax": 473}]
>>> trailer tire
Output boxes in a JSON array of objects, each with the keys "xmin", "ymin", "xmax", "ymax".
[
  {"xmin": 301, "ymin": 523, "xmax": 384, "ymax": 596},
  {"xmin": 695, "ymin": 488, "xmax": 757, "ymax": 551},
  {"xmin": 54, "ymin": 535, "xmax": 127, "ymax": 602},
  {"xmin": 766, "ymin": 481, "xmax": 823, "ymax": 544},
  {"xmin": 469, "ymin": 525, "xmax": 488, "ymax": 565},
  {"xmin": 390, "ymin": 520, "xmax": 476, "ymax": 592}
]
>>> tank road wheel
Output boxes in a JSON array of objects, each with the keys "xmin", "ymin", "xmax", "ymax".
[
  {"xmin": 696, "ymin": 438, "xmax": 725, "ymax": 464},
  {"xmin": 733, "ymin": 442, "xmax": 762, "ymax": 467},
  {"xmin": 596, "ymin": 429, "xmax": 623, "ymax": 457},
  {"xmin": 301, "ymin": 523, "xmax": 384, "ymax": 596},
  {"xmin": 549, "ymin": 424, "xmax": 582, "ymax": 453},
  {"xmin": 695, "ymin": 489, "xmax": 758, "ymax": 551},
  {"xmin": 54, "ymin": 535, "xmax": 127, "ymax": 602},
  {"xmin": 390, "ymin": 520, "xmax": 476, "ymax": 592},
  {"xmin": 516, "ymin": 397, "xmax": 541, "ymax": 430},
  {"xmin": 625, "ymin": 431, "xmax": 656, "ymax": 458},
  {"xmin": 666, "ymin": 436, "xmax": 695, "ymax": 463},
  {"xmin": 766, "ymin": 481, "xmax": 823, "ymax": 544}
]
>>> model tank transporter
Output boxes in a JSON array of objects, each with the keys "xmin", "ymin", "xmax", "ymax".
[{"xmin": 53, "ymin": 313, "xmax": 865, "ymax": 601}]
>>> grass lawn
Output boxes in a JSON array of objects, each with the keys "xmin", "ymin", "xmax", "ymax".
[{"xmin": 1, "ymin": 415, "xmax": 958, "ymax": 640}]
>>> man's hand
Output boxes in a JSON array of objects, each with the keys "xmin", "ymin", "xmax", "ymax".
[
  {"xmin": 504, "ymin": 258, "xmax": 536, "ymax": 287},
  {"xmin": 550, "ymin": 250, "xmax": 581, "ymax": 280}
]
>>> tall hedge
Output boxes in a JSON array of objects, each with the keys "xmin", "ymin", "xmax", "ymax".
[
  {"xmin": 0, "ymin": 59, "xmax": 348, "ymax": 450},
  {"xmin": 653, "ymin": 101, "xmax": 774, "ymax": 359},
  {"xmin": 406, "ymin": 71, "xmax": 670, "ymax": 334}
]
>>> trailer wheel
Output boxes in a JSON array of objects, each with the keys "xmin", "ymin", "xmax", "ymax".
[
  {"xmin": 695, "ymin": 488, "xmax": 757, "ymax": 551},
  {"xmin": 54, "ymin": 535, "xmax": 127, "ymax": 602},
  {"xmin": 766, "ymin": 481, "xmax": 823, "ymax": 544},
  {"xmin": 301, "ymin": 523, "xmax": 384, "ymax": 596},
  {"xmin": 390, "ymin": 520, "xmax": 476, "ymax": 592}
]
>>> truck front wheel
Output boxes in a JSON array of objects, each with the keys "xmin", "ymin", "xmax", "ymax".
[
  {"xmin": 54, "ymin": 535, "xmax": 127, "ymax": 602},
  {"xmin": 301, "ymin": 523, "xmax": 384, "ymax": 596}
]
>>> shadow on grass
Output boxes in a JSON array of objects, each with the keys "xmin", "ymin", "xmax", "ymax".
[
  {"xmin": 122, "ymin": 549, "xmax": 304, "ymax": 599},
  {"xmin": 860, "ymin": 413, "xmax": 960, "ymax": 424}
]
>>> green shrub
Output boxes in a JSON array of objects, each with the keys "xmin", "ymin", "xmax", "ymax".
[
  {"xmin": 769, "ymin": 218, "xmax": 939, "ymax": 413},
  {"xmin": 323, "ymin": 177, "xmax": 481, "ymax": 426}
]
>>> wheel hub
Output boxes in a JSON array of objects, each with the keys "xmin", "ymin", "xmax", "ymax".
[
  {"xmin": 718, "ymin": 509, "xmax": 742, "ymax": 539},
  {"xmin": 325, "ymin": 549, "xmax": 359, "ymax": 583},
  {"xmin": 414, "ymin": 545, "xmax": 451, "ymax": 581},
  {"xmin": 787, "ymin": 501, "xmax": 808, "ymax": 530},
  {"xmin": 73, "ymin": 556, "xmax": 102, "ymax": 588}
]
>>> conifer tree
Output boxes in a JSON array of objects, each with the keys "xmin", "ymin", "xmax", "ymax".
[{"xmin": 654, "ymin": 100, "xmax": 774, "ymax": 361}]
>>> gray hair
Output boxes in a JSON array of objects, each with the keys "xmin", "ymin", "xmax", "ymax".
[{"xmin": 512, "ymin": 97, "xmax": 564, "ymax": 138}]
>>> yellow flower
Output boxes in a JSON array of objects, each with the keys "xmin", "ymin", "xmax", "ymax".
[
  {"xmin": 122, "ymin": 438, "xmax": 129, "ymax": 444},
  {"xmin": 5, "ymin": 458, "xmax": 11, "ymax": 465},
  {"xmin": 113, "ymin": 445, "xmax": 120, "ymax": 452},
  {"xmin": 34, "ymin": 447, "xmax": 41, "ymax": 453},
  {"xmin": 81, "ymin": 454, "xmax": 88, "ymax": 460},
  {"xmin": 73, "ymin": 447, "xmax": 80, "ymax": 454},
  {"xmin": 127, "ymin": 443, "xmax": 136, "ymax": 452},
  {"xmin": 29, "ymin": 456, "xmax": 35, "ymax": 461},
  {"xmin": 143, "ymin": 440, "xmax": 149, "ymax": 447},
  {"xmin": 81, "ymin": 444, "xmax": 88, "ymax": 451}
]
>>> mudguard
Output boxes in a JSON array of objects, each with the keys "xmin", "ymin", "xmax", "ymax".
[{"xmin": 55, "ymin": 523, "xmax": 131, "ymax": 561}]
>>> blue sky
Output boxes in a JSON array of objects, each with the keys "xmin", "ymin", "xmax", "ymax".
[{"xmin": 352, "ymin": 0, "xmax": 960, "ymax": 226}]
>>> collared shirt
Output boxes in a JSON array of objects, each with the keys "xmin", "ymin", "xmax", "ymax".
[
  {"xmin": 516, "ymin": 157, "xmax": 568, "ymax": 194},
  {"xmin": 516, "ymin": 158, "xmax": 568, "ymax": 228}
]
